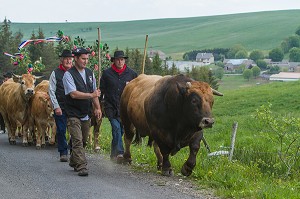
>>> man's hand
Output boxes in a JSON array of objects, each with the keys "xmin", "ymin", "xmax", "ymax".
[
  {"xmin": 55, "ymin": 108, "xmax": 62, "ymax": 116},
  {"xmin": 94, "ymin": 108, "xmax": 102, "ymax": 119},
  {"xmin": 92, "ymin": 89, "xmax": 101, "ymax": 98}
]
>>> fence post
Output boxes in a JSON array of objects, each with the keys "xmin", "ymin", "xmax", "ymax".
[{"xmin": 229, "ymin": 121, "xmax": 238, "ymax": 161}]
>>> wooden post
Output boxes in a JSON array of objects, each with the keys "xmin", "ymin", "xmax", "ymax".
[
  {"xmin": 229, "ymin": 121, "xmax": 238, "ymax": 161},
  {"xmin": 97, "ymin": 27, "xmax": 102, "ymax": 89},
  {"xmin": 141, "ymin": 35, "xmax": 148, "ymax": 74},
  {"xmin": 202, "ymin": 136, "xmax": 211, "ymax": 153}
]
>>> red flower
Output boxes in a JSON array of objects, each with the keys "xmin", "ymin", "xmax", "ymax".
[
  {"xmin": 106, "ymin": 53, "xmax": 111, "ymax": 60},
  {"xmin": 91, "ymin": 51, "xmax": 95, "ymax": 57},
  {"xmin": 27, "ymin": 67, "xmax": 33, "ymax": 73}
]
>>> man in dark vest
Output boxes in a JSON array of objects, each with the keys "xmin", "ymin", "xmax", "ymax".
[
  {"xmin": 49, "ymin": 49, "xmax": 73, "ymax": 162},
  {"xmin": 62, "ymin": 47, "xmax": 101, "ymax": 176},
  {"xmin": 100, "ymin": 50, "xmax": 137, "ymax": 163}
]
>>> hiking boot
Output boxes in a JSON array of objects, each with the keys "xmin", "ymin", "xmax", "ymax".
[
  {"xmin": 78, "ymin": 169, "xmax": 88, "ymax": 176},
  {"xmin": 60, "ymin": 155, "xmax": 68, "ymax": 162},
  {"xmin": 116, "ymin": 154, "xmax": 124, "ymax": 164}
]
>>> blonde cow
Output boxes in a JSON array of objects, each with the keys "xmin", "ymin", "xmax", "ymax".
[
  {"xmin": 29, "ymin": 80, "xmax": 56, "ymax": 149},
  {"xmin": 0, "ymin": 73, "xmax": 42, "ymax": 145}
]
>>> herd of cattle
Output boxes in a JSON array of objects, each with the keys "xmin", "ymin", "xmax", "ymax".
[
  {"xmin": 0, "ymin": 73, "xmax": 222, "ymax": 176},
  {"xmin": 0, "ymin": 74, "xmax": 58, "ymax": 148}
]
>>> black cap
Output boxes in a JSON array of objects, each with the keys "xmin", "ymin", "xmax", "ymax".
[
  {"xmin": 72, "ymin": 47, "xmax": 90, "ymax": 56},
  {"xmin": 59, "ymin": 49, "xmax": 73, "ymax": 57},
  {"xmin": 111, "ymin": 50, "xmax": 128, "ymax": 61}
]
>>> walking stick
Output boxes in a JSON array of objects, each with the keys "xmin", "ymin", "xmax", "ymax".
[
  {"xmin": 141, "ymin": 35, "xmax": 148, "ymax": 74},
  {"xmin": 97, "ymin": 27, "xmax": 102, "ymax": 89}
]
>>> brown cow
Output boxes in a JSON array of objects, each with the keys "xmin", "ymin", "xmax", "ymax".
[
  {"xmin": 0, "ymin": 73, "xmax": 42, "ymax": 145},
  {"xmin": 120, "ymin": 74, "xmax": 223, "ymax": 176},
  {"xmin": 29, "ymin": 91, "xmax": 56, "ymax": 149},
  {"xmin": 28, "ymin": 80, "xmax": 56, "ymax": 149},
  {"xmin": 33, "ymin": 80, "xmax": 56, "ymax": 145}
]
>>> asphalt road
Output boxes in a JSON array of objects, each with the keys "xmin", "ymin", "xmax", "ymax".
[{"xmin": 0, "ymin": 133, "xmax": 218, "ymax": 199}]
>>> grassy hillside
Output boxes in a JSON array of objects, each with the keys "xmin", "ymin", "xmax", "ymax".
[{"xmin": 9, "ymin": 10, "xmax": 300, "ymax": 59}]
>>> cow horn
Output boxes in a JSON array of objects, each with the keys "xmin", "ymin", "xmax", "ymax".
[
  {"xmin": 34, "ymin": 75, "xmax": 44, "ymax": 79},
  {"xmin": 12, "ymin": 73, "xmax": 21, "ymax": 79},
  {"xmin": 186, "ymin": 82, "xmax": 192, "ymax": 88},
  {"xmin": 211, "ymin": 88, "xmax": 223, "ymax": 96}
]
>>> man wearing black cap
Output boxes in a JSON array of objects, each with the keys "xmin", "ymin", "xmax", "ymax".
[
  {"xmin": 63, "ymin": 47, "xmax": 101, "ymax": 176},
  {"xmin": 100, "ymin": 50, "xmax": 137, "ymax": 163},
  {"xmin": 49, "ymin": 49, "xmax": 73, "ymax": 162}
]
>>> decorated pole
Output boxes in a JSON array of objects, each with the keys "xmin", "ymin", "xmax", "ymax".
[
  {"xmin": 97, "ymin": 27, "xmax": 102, "ymax": 89},
  {"xmin": 141, "ymin": 34, "xmax": 148, "ymax": 74}
]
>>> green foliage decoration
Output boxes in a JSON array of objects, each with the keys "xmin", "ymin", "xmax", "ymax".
[
  {"xmin": 10, "ymin": 48, "xmax": 45, "ymax": 74},
  {"xmin": 72, "ymin": 35, "xmax": 111, "ymax": 85}
]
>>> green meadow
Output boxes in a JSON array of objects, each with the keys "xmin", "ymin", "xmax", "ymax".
[
  {"xmin": 92, "ymin": 76, "xmax": 300, "ymax": 198},
  {"xmin": 9, "ymin": 9, "xmax": 300, "ymax": 59}
]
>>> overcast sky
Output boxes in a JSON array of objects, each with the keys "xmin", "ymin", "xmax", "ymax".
[{"xmin": 1, "ymin": 0, "xmax": 299, "ymax": 23}]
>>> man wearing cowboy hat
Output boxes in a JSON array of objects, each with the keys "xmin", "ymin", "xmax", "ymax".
[
  {"xmin": 63, "ymin": 47, "xmax": 101, "ymax": 176},
  {"xmin": 100, "ymin": 50, "xmax": 137, "ymax": 163},
  {"xmin": 49, "ymin": 49, "xmax": 74, "ymax": 162}
]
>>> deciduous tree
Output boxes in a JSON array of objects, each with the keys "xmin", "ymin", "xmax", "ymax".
[
  {"xmin": 251, "ymin": 65, "xmax": 261, "ymax": 79},
  {"xmin": 289, "ymin": 47, "xmax": 300, "ymax": 62},
  {"xmin": 249, "ymin": 50, "xmax": 264, "ymax": 62},
  {"xmin": 269, "ymin": 48, "xmax": 284, "ymax": 62},
  {"xmin": 243, "ymin": 69, "xmax": 253, "ymax": 81}
]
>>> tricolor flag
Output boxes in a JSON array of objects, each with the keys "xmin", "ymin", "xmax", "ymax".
[
  {"xmin": 18, "ymin": 40, "xmax": 33, "ymax": 50},
  {"xmin": 3, "ymin": 52, "xmax": 15, "ymax": 58}
]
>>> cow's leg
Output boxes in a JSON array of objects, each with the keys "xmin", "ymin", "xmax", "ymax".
[
  {"xmin": 35, "ymin": 123, "xmax": 42, "ymax": 150},
  {"xmin": 49, "ymin": 123, "xmax": 56, "ymax": 145},
  {"xmin": 17, "ymin": 121, "xmax": 22, "ymax": 138},
  {"xmin": 22, "ymin": 121, "xmax": 30, "ymax": 147},
  {"xmin": 27, "ymin": 119, "xmax": 34, "ymax": 146},
  {"xmin": 153, "ymin": 141, "xmax": 163, "ymax": 170},
  {"xmin": 161, "ymin": 150, "xmax": 173, "ymax": 176},
  {"xmin": 123, "ymin": 123, "xmax": 135, "ymax": 163},
  {"xmin": 2, "ymin": 113, "xmax": 15, "ymax": 144},
  {"xmin": 181, "ymin": 131, "xmax": 203, "ymax": 176},
  {"xmin": 9, "ymin": 119, "xmax": 18, "ymax": 145},
  {"xmin": 41, "ymin": 123, "xmax": 47, "ymax": 148},
  {"xmin": 93, "ymin": 117, "xmax": 102, "ymax": 151}
]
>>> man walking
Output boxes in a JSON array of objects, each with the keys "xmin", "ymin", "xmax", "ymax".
[
  {"xmin": 49, "ymin": 49, "xmax": 73, "ymax": 162},
  {"xmin": 63, "ymin": 47, "xmax": 101, "ymax": 176},
  {"xmin": 100, "ymin": 50, "xmax": 137, "ymax": 162}
]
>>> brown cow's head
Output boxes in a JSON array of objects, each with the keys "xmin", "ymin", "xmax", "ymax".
[
  {"xmin": 180, "ymin": 81, "xmax": 223, "ymax": 129},
  {"xmin": 37, "ymin": 92, "xmax": 54, "ymax": 118},
  {"xmin": 12, "ymin": 73, "xmax": 43, "ymax": 99}
]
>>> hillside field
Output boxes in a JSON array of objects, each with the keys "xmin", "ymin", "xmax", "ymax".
[{"xmin": 8, "ymin": 9, "xmax": 300, "ymax": 59}]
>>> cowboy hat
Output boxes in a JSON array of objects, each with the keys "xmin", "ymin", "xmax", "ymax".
[
  {"xmin": 111, "ymin": 50, "xmax": 128, "ymax": 61},
  {"xmin": 59, "ymin": 49, "xmax": 73, "ymax": 57}
]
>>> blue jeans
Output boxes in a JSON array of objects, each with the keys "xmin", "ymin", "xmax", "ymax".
[
  {"xmin": 54, "ymin": 112, "xmax": 68, "ymax": 156},
  {"xmin": 109, "ymin": 118, "xmax": 124, "ymax": 158}
]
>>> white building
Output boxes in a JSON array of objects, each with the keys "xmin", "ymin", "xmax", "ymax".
[{"xmin": 269, "ymin": 72, "xmax": 300, "ymax": 81}]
